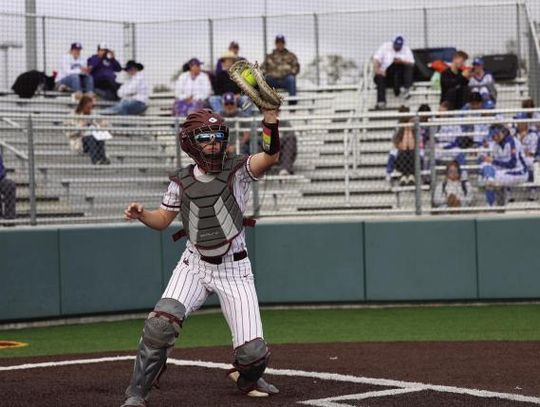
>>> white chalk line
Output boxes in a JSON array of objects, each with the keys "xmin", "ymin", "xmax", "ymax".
[
  {"xmin": 299, "ymin": 388, "xmax": 426, "ymax": 407},
  {"xmin": 0, "ymin": 356, "xmax": 539, "ymax": 405}
]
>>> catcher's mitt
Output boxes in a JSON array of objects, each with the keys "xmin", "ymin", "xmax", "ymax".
[{"xmin": 229, "ymin": 60, "xmax": 283, "ymax": 110}]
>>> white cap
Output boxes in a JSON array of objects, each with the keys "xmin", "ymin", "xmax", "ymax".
[{"xmin": 97, "ymin": 42, "xmax": 109, "ymax": 50}]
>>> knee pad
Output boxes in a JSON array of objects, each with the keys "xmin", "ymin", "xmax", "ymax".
[
  {"xmin": 142, "ymin": 298, "xmax": 186, "ymax": 349},
  {"xmin": 233, "ymin": 338, "xmax": 270, "ymax": 383}
]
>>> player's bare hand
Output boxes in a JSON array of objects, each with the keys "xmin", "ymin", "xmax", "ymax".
[
  {"xmin": 262, "ymin": 109, "xmax": 279, "ymax": 124},
  {"xmin": 124, "ymin": 202, "xmax": 144, "ymax": 220}
]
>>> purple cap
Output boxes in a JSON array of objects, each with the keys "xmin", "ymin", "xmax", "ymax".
[
  {"xmin": 222, "ymin": 92, "xmax": 235, "ymax": 104},
  {"xmin": 275, "ymin": 35, "xmax": 286, "ymax": 43},
  {"xmin": 188, "ymin": 58, "xmax": 203, "ymax": 66},
  {"xmin": 393, "ymin": 35, "xmax": 404, "ymax": 50},
  {"xmin": 71, "ymin": 42, "xmax": 82, "ymax": 50},
  {"xmin": 473, "ymin": 57, "xmax": 484, "ymax": 66}
]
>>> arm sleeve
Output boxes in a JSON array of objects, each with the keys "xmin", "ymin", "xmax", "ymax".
[
  {"xmin": 110, "ymin": 58, "xmax": 122, "ymax": 72},
  {"xmin": 160, "ymin": 182, "xmax": 181, "ymax": 211},
  {"xmin": 386, "ymin": 149, "xmax": 398, "ymax": 175},
  {"xmin": 236, "ymin": 155, "xmax": 260, "ymax": 184},
  {"xmin": 291, "ymin": 52, "xmax": 300, "ymax": 75},
  {"xmin": 87, "ymin": 56, "xmax": 101, "ymax": 70},
  {"xmin": 201, "ymin": 74, "xmax": 213, "ymax": 99},
  {"xmin": 433, "ymin": 183, "xmax": 447, "ymax": 207},
  {"xmin": 175, "ymin": 75, "xmax": 188, "ymax": 99},
  {"xmin": 403, "ymin": 47, "xmax": 415, "ymax": 64},
  {"xmin": 462, "ymin": 181, "xmax": 473, "ymax": 206},
  {"xmin": 117, "ymin": 77, "xmax": 137, "ymax": 98}
]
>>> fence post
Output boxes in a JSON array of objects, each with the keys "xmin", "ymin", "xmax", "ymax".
[
  {"xmin": 422, "ymin": 7, "xmax": 429, "ymax": 48},
  {"xmin": 262, "ymin": 15, "xmax": 268, "ymax": 59},
  {"xmin": 413, "ymin": 115, "xmax": 422, "ymax": 215},
  {"xmin": 26, "ymin": 115, "xmax": 37, "ymax": 225},
  {"xmin": 208, "ymin": 19, "xmax": 214, "ymax": 72},
  {"xmin": 25, "ymin": 0, "xmax": 38, "ymax": 71},
  {"xmin": 516, "ymin": 2, "xmax": 522, "ymax": 77},
  {"xmin": 174, "ymin": 116, "xmax": 182, "ymax": 169},
  {"xmin": 313, "ymin": 13, "xmax": 321, "ymax": 86},
  {"xmin": 131, "ymin": 22, "xmax": 137, "ymax": 60},
  {"xmin": 41, "ymin": 16, "xmax": 46, "ymax": 73}
]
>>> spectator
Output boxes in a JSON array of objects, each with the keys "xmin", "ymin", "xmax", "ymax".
[
  {"xmin": 262, "ymin": 35, "xmax": 300, "ymax": 103},
  {"xmin": 56, "ymin": 42, "xmax": 94, "ymax": 100},
  {"xmin": 101, "ymin": 60, "xmax": 148, "ymax": 115},
  {"xmin": 66, "ymin": 95, "xmax": 110, "ymax": 165},
  {"xmin": 373, "ymin": 35, "xmax": 415, "ymax": 109},
  {"xmin": 417, "ymin": 104, "xmax": 432, "ymax": 146},
  {"xmin": 440, "ymin": 50, "xmax": 470, "ymax": 109},
  {"xmin": 386, "ymin": 121, "xmax": 416, "ymax": 186},
  {"xmin": 433, "ymin": 161, "xmax": 473, "ymax": 209},
  {"xmin": 87, "ymin": 43, "xmax": 122, "ymax": 101},
  {"xmin": 220, "ymin": 92, "xmax": 253, "ymax": 155},
  {"xmin": 0, "ymin": 151, "xmax": 16, "ymax": 220},
  {"xmin": 209, "ymin": 51, "xmax": 250, "ymax": 114},
  {"xmin": 468, "ymin": 57, "xmax": 496, "ymax": 102},
  {"xmin": 461, "ymin": 91, "xmax": 488, "ymax": 147},
  {"xmin": 521, "ymin": 98, "xmax": 540, "ymax": 131},
  {"xmin": 174, "ymin": 58, "xmax": 212, "ymax": 117},
  {"xmin": 215, "ymin": 41, "xmax": 244, "ymax": 74},
  {"xmin": 434, "ymin": 101, "xmax": 466, "ymax": 167},
  {"xmin": 514, "ymin": 112, "xmax": 539, "ymax": 200},
  {"xmin": 479, "ymin": 124, "xmax": 528, "ymax": 206}
]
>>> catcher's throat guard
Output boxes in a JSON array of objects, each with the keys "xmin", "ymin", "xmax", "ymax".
[{"xmin": 229, "ymin": 60, "xmax": 283, "ymax": 110}]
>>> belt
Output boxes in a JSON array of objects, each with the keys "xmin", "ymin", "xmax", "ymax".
[{"xmin": 199, "ymin": 250, "xmax": 248, "ymax": 265}]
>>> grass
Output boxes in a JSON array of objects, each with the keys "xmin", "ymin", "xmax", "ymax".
[{"xmin": 0, "ymin": 304, "xmax": 539, "ymax": 358}]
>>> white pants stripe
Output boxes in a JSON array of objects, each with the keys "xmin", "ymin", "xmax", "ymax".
[{"xmin": 162, "ymin": 249, "xmax": 263, "ymax": 348}]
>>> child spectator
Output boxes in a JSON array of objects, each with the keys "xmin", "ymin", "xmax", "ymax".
[
  {"xmin": 262, "ymin": 35, "xmax": 300, "ymax": 103},
  {"xmin": 0, "ymin": 151, "xmax": 16, "ymax": 220},
  {"xmin": 87, "ymin": 43, "xmax": 122, "ymax": 101},
  {"xmin": 56, "ymin": 42, "xmax": 94, "ymax": 99},
  {"xmin": 102, "ymin": 60, "xmax": 148, "ymax": 115},
  {"xmin": 433, "ymin": 161, "xmax": 473, "ymax": 209},
  {"xmin": 220, "ymin": 92, "xmax": 253, "ymax": 155},
  {"xmin": 66, "ymin": 95, "xmax": 110, "ymax": 165},
  {"xmin": 514, "ymin": 112, "xmax": 539, "ymax": 200},
  {"xmin": 440, "ymin": 50, "xmax": 470, "ymax": 109},
  {"xmin": 174, "ymin": 58, "xmax": 212, "ymax": 117},
  {"xmin": 373, "ymin": 35, "xmax": 415, "ymax": 109},
  {"xmin": 468, "ymin": 58, "xmax": 496, "ymax": 102},
  {"xmin": 386, "ymin": 121, "xmax": 416, "ymax": 186}
]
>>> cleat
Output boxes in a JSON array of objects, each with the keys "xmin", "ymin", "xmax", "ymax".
[
  {"xmin": 227, "ymin": 368, "xmax": 279, "ymax": 397},
  {"xmin": 121, "ymin": 396, "xmax": 147, "ymax": 407}
]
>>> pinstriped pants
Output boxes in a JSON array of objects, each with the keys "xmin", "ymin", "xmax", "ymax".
[{"xmin": 162, "ymin": 249, "xmax": 264, "ymax": 348}]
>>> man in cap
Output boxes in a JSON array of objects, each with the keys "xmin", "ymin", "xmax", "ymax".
[
  {"xmin": 87, "ymin": 43, "xmax": 122, "ymax": 100},
  {"xmin": 262, "ymin": 35, "xmax": 300, "ymax": 103},
  {"xmin": 468, "ymin": 57, "xmax": 496, "ymax": 102},
  {"xmin": 174, "ymin": 58, "xmax": 212, "ymax": 116},
  {"xmin": 210, "ymin": 51, "xmax": 252, "ymax": 114},
  {"xmin": 101, "ymin": 60, "xmax": 148, "ymax": 115},
  {"xmin": 216, "ymin": 41, "xmax": 244, "ymax": 74},
  {"xmin": 373, "ymin": 35, "xmax": 415, "ymax": 109},
  {"xmin": 56, "ymin": 42, "xmax": 94, "ymax": 99}
]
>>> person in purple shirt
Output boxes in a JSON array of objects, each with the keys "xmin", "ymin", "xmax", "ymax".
[
  {"xmin": 0, "ymin": 152, "xmax": 16, "ymax": 220},
  {"xmin": 87, "ymin": 43, "xmax": 122, "ymax": 100}
]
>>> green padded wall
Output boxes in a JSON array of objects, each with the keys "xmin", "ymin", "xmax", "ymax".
[
  {"xmin": 0, "ymin": 229, "xmax": 60, "ymax": 320},
  {"xmin": 477, "ymin": 217, "xmax": 540, "ymax": 298},
  {"xmin": 364, "ymin": 219, "xmax": 477, "ymax": 300},
  {"xmin": 58, "ymin": 225, "xmax": 163, "ymax": 315},
  {"xmin": 253, "ymin": 222, "xmax": 365, "ymax": 303}
]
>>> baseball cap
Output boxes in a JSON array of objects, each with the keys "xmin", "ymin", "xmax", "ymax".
[
  {"xmin": 275, "ymin": 35, "xmax": 286, "ymax": 43},
  {"xmin": 393, "ymin": 35, "xmax": 404, "ymax": 50},
  {"xmin": 71, "ymin": 42, "xmax": 82, "ymax": 50},
  {"xmin": 124, "ymin": 60, "xmax": 144, "ymax": 71},
  {"xmin": 483, "ymin": 99, "xmax": 496, "ymax": 109},
  {"xmin": 472, "ymin": 57, "xmax": 484, "ymax": 66},
  {"xmin": 97, "ymin": 42, "xmax": 109, "ymax": 50},
  {"xmin": 229, "ymin": 41, "xmax": 239, "ymax": 50},
  {"xmin": 187, "ymin": 57, "xmax": 203, "ymax": 66},
  {"xmin": 222, "ymin": 92, "xmax": 235, "ymax": 105},
  {"xmin": 219, "ymin": 51, "xmax": 237, "ymax": 61},
  {"xmin": 514, "ymin": 111, "xmax": 529, "ymax": 119}
]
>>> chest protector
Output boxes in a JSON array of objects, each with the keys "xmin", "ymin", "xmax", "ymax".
[{"xmin": 170, "ymin": 155, "xmax": 251, "ymax": 257}]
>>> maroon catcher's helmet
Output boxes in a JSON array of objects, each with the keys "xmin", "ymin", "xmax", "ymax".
[{"xmin": 180, "ymin": 109, "xmax": 229, "ymax": 173}]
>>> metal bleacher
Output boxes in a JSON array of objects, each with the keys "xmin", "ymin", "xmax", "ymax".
[{"xmin": 0, "ymin": 74, "xmax": 537, "ymax": 225}]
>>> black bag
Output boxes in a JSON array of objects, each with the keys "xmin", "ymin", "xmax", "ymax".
[
  {"xmin": 412, "ymin": 47, "xmax": 457, "ymax": 82},
  {"xmin": 11, "ymin": 70, "xmax": 55, "ymax": 98},
  {"xmin": 482, "ymin": 54, "xmax": 518, "ymax": 81}
]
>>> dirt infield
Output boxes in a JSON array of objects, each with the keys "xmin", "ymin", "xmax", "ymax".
[{"xmin": 1, "ymin": 341, "xmax": 539, "ymax": 406}]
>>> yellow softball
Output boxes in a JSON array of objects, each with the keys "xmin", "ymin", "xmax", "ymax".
[{"xmin": 241, "ymin": 68, "xmax": 257, "ymax": 86}]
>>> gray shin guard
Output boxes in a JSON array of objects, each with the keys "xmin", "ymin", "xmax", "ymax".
[
  {"xmin": 125, "ymin": 298, "xmax": 186, "ymax": 401},
  {"xmin": 233, "ymin": 338, "xmax": 270, "ymax": 392}
]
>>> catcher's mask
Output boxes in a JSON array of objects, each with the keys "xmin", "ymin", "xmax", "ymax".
[{"xmin": 180, "ymin": 109, "xmax": 229, "ymax": 173}]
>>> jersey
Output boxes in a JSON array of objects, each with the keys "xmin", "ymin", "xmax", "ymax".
[
  {"xmin": 161, "ymin": 155, "xmax": 258, "ymax": 255},
  {"xmin": 517, "ymin": 131, "xmax": 539, "ymax": 168},
  {"xmin": 491, "ymin": 134, "xmax": 527, "ymax": 174}
]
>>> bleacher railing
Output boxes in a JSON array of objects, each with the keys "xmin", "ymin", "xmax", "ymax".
[{"xmin": 2, "ymin": 108, "xmax": 540, "ymax": 227}]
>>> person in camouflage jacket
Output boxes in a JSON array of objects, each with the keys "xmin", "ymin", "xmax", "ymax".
[{"xmin": 262, "ymin": 35, "xmax": 300, "ymax": 104}]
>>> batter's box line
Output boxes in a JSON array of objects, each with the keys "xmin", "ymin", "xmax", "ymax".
[
  {"xmin": 1, "ymin": 356, "xmax": 539, "ymax": 405},
  {"xmin": 299, "ymin": 388, "xmax": 426, "ymax": 407}
]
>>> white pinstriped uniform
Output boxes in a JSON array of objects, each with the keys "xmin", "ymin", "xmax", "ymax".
[{"xmin": 160, "ymin": 156, "xmax": 263, "ymax": 348}]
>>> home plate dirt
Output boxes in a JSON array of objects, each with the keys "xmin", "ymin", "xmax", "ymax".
[{"xmin": 1, "ymin": 342, "xmax": 539, "ymax": 406}]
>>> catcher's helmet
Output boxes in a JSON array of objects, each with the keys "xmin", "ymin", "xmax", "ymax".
[{"xmin": 180, "ymin": 109, "xmax": 229, "ymax": 173}]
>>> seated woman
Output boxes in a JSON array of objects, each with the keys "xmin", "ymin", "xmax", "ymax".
[
  {"xmin": 433, "ymin": 161, "xmax": 473, "ymax": 209},
  {"xmin": 386, "ymin": 120, "xmax": 416, "ymax": 186},
  {"xmin": 173, "ymin": 58, "xmax": 212, "ymax": 117},
  {"xmin": 66, "ymin": 95, "xmax": 110, "ymax": 165},
  {"xmin": 101, "ymin": 60, "xmax": 148, "ymax": 115}
]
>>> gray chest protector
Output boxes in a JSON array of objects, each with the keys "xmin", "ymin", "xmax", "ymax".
[{"xmin": 170, "ymin": 155, "xmax": 254, "ymax": 257}]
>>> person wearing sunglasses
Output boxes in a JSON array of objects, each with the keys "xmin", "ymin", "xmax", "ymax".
[{"xmin": 122, "ymin": 108, "xmax": 281, "ymax": 406}]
